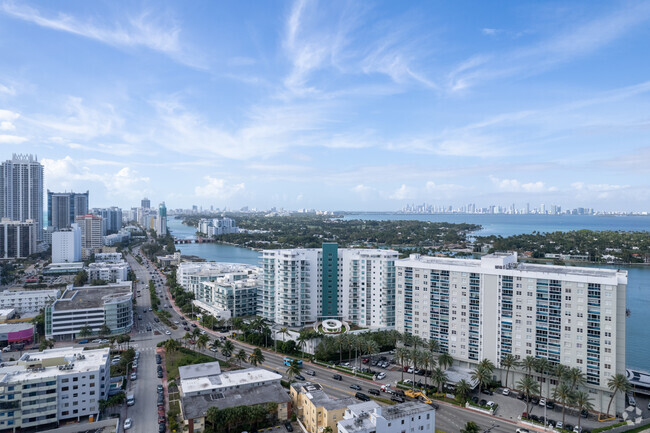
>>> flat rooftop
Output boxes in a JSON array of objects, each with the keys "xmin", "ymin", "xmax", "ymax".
[
  {"xmin": 380, "ymin": 401, "xmax": 434, "ymax": 420},
  {"xmin": 293, "ymin": 382, "xmax": 358, "ymax": 411},
  {"xmin": 181, "ymin": 367, "xmax": 281, "ymax": 395},
  {"xmin": 54, "ymin": 284, "xmax": 132, "ymax": 311},
  {"xmin": 181, "ymin": 382, "xmax": 291, "ymax": 420},
  {"xmin": 179, "ymin": 361, "xmax": 221, "ymax": 381},
  {"xmin": 0, "ymin": 347, "xmax": 109, "ymax": 383}
]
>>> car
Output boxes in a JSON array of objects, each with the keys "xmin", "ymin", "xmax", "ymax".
[
  {"xmin": 369, "ymin": 389, "xmax": 380, "ymax": 396},
  {"xmin": 333, "ymin": 374, "xmax": 342, "ymax": 381},
  {"xmin": 154, "ymin": 317, "xmax": 160, "ymax": 322},
  {"xmin": 165, "ymin": 330, "xmax": 171, "ymax": 335},
  {"xmin": 158, "ymin": 416, "xmax": 166, "ymax": 424},
  {"xmin": 182, "ymin": 321, "xmax": 188, "ymax": 325},
  {"xmin": 304, "ymin": 370, "xmax": 316, "ymax": 376},
  {"xmin": 350, "ymin": 384, "xmax": 362, "ymax": 390},
  {"xmin": 573, "ymin": 427, "xmax": 582, "ymax": 433},
  {"xmin": 539, "ymin": 398, "xmax": 546, "ymax": 406},
  {"xmin": 516, "ymin": 429, "xmax": 530, "ymax": 433},
  {"xmin": 565, "ymin": 424, "xmax": 574, "ymax": 432},
  {"xmin": 355, "ymin": 392, "xmax": 371, "ymax": 401},
  {"xmin": 371, "ymin": 360, "xmax": 378, "ymax": 366},
  {"xmin": 210, "ymin": 347, "xmax": 218, "ymax": 352},
  {"xmin": 546, "ymin": 401, "xmax": 555, "ymax": 409},
  {"xmin": 158, "ymin": 384, "xmax": 164, "ymax": 392},
  {"xmin": 130, "ymin": 372, "xmax": 137, "ymax": 380},
  {"xmin": 184, "ymin": 326, "xmax": 190, "ymax": 331},
  {"xmin": 376, "ymin": 372, "xmax": 386, "ymax": 380},
  {"xmin": 403, "ymin": 379, "xmax": 413, "ymax": 386},
  {"xmin": 407, "ymin": 367, "xmax": 414, "ymax": 373},
  {"xmin": 157, "ymin": 371, "xmax": 163, "ymax": 378},
  {"xmin": 158, "ymin": 423, "xmax": 166, "ymax": 433},
  {"xmin": 285, "ymin": 421, "xmax": 294, "ymax": 432},
  {"xmin": 91, "ymin": 339, "xmax": 102, "ymax": 344},
  {"xmin": 174, "ymin": 320, "xmax": 180, "ymax": 324},
  {"xmin": 479, "ymin": 399, "xmax": 488, "ymax": 406},
  {"xmin": 124, "ymin": 418, "xmax": 132, "ymax": 430},
  {"xmin": 200, "ymin": 330, "xmax": 206, "ymax": 335},
  {"xmin": 188, "ymin": 340, "xmax": 196, "ymax": 345},
  {"xmin": 391, "ymin": 395, "xmax": 405, "ymax": 403},
  {"xmin": 471, "ymin": 396, "xmax": 479, "ymax": 404},
  {"xmin": 486, "ymin": 401, "xmax": 495, "ymax": 408},
  {"xmin": 481, "ymin": 388, "xmax": 493, "ymax": 395},
  {"xmin": 146, "ymin": 325, "xmax": 152, "ymax": 331},
  {"xmin": 502, "ymin": 388, "xmax": 510, "ymax": 396},
  {"xmin": 295, "ymin": 374, "xmax": 305, "ymax": 381},
  {"xmin": 531, "ymin": 396, "xmax": 540, "ymax": 405},
  {"xmin": 78, "ymin": 339, "xmax": 89, "ymax": 344},
  {"xmin": 517, "ymin": 393, "xmax": 525, "ymax": 400},
  {"xmin": 555, "ymin": 422, "xmax": 564, "ymax": 430},
  {"xmin": 148, "ymin": 307, "xmax": 153, "ymax": 311},
  {"xmin": 581, "ymin": 409, "xmax": 589, "ymax": 418},
  {"xmin": 529, "ymin": 415, "xmax": 539, "ymax": 422},
  {"xmin": 191, "ymin": 323, "xmax": 198, "ymax": 328}
]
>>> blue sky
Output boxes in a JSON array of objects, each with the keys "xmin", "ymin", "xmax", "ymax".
[{"xmin": 1, "ymin": 1, "xmax": 649, "ymax": 212}]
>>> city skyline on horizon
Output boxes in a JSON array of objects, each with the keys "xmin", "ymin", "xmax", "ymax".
[{"xmin": 1, "ymin": 1, "xmax": 649, "ymax": 211}]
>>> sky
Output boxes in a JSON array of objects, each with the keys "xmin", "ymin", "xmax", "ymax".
[{"xmin": 1, "ymin": 1, "xmax": 650, "ymax": 212}]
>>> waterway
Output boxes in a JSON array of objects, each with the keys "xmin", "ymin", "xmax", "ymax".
[{"xmin": 168, "ymin": 214, "xmax": 650, "ymax": 371}]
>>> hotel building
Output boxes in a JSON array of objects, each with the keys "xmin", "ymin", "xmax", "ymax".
[
  {"xmin": 395, "ymin": 252, "xmax": 627, "ymax": 413},
  {"xmin": 260, "ymin": 244, "xmax": 398, "ymax": 328}
]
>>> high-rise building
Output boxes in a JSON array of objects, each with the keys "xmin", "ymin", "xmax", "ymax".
[
  {"xmin": 51, "ymin": 223, "xmax": 82, "ymax": 263},
  {"xmin": 0, "ymin": 218, "xmax": 37, "ymax": 258},
  {"xmin": 260, "ymin": 244, "xmax": 398, "ymax": 327},
  {"xmin": 75, "ymin": 214, "xmax": 103, "ymax": 258},
  {"xmin": 156, "ymin": 202, "xmax": 167, "ymax": 236},
  {"xmin": 47, "ymin": 190, "xmax": 89, "ymax": 230},
  {"xmin": 0, "ymin": 154, "xmax": 44, "ymax": 240},
  {"xmin": 141, "ymin": 197, "xmax": 150, "ymax": 209},
  {"xmin": 92, "ymin": 206, "xmax": 122, "ymax": 234},
  {"xmin": 395, "ymin": 252, "xmax": 627, "ymax": 413}
]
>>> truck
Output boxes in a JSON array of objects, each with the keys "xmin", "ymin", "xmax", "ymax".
[{"xmin": 126, "ymin": 393, "xmax": 135, "ymax": 406}]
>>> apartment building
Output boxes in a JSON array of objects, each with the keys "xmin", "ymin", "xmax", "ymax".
[
  {"xmin": 75, "ymin": 214, "xmax": 103, "ymax": 258},
  {"xmin": 0, "ymin": 219, "xmax": 38, "ymax": 259},
  {"xmin": 0, "ymin": 347, "xmax": 110, "ymax": 431},
  {"xmin": 87, "ymin": 262, "xmax": 129, "ymax": 283},
  {"xmin": 0, "ymin": 154, "xmax": 44, "ymax": 241},
  {"xmin": 260, "ymin": 244, "xmax": 398, "ymax": 328},
  {"xmin": 0, "ymin": 289, "xmax": 60, "ymax": 314},
  {"xmin": 290, "ymin": 382, "xmax": 357, "ymax": 433},
  {"xmin": 395, "ymin": 252, "xmax": 627, "ymax": 413},
  {"xmin": 199, "ymin": 273, "xmax": 258, "ymax": 318},
  {"xmin": 47, "ymin": 191, "xmax": 89, "ymax": 230},
  {"xmin": 51, "ymin": 224, "xmax": 82, "ymax": 264},
  {"xmin": 93, "ymin": 252, "xmax": 123, "ymax": 263},
  {"xmin": 338, "ymin": 401, "xmax": 435, "ymax": 433},
  {"xmin": 177, "ymin": 262, "xmax": 258, "ymax": 299},
  {"xmin": 45, "ymin": 283, "xmax": 133, "ymax": 340}
]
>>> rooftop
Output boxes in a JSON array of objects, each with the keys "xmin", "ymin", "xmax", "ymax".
[
  {"xmin": 54, "ymin": 283, "xmax": 132, "ymax": 311},
  {"xmin": 181, "ymin": 382, "xmax": 290, "ymax": 420},
  {"xmin": 181, "ymin": 367, "xmax": 281, "ymax": 395},
  {"xmin": 293, "ymin": 382, "xmax": 358, "ymax": 411},
  {"xmin": 0, "ymin": 347, "xmax": 109, "ymax": 383},
  {"xmin": 0, "ymin": 289, "xmax": 60, "ymax": 298},
  {"xmin": 179, "ymin": 361, "xmax": 221, "ymax": 381},
  {"xmin": 380, "ymin": 401, "xmax": 435, "ymax": 420}
]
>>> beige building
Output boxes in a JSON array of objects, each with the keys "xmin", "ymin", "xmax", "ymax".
[{"xmin": 290, "ymin": 382, "xmax": 357, "ymax": 433}]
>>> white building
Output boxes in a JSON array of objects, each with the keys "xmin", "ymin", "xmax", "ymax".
[
  {"xmin": 0, "ymin": 289, "xmax": 60, "ymax": 314},
  {"xmin": 179, "ymin": 363, "xmax": 282, "ymax": 397},
  {"xmin": 0, "ymin": 154, "xmax": 44, "ymax": 241},
  {"xmin": 45, "ymin": 283, "xmax": 133, "ymax": 340},
  {"xmin": 0, "ymin": 347, "xmax": 111, "ymax": 430},
  {"xmin": 338, "ymin": 401, "xmax": 435, "ymax": 433},
  {"xmin": 260, "ymin": 244, "xmax": 398, "ymax": 328},
  {"xmin": 198, "ymin": 273, "xmax": 259, "ymax": 318},
  {"xmin": 395, "ymin": 252, "xmax": 627, "ymax": 413},
  {"xmin": 52, "ymin": 224, "xmax": 82, "ymax": 264},
  {"xmin": 177, "ymin": 262, "xmax": 258, "ymax": 298},
  {"xmin": 94, "ymin": 252, "xmax": 123, "ymax": 263},
  {"xmin": 103, "ymin": 228, "xmax": 131, "ymax": 246},
  {"xmin": 87, "ymin": 261, "xmax": 129, "ymax": 283},
  {"xmin": 197, "ymin": 217, "xmax": 238, "ymax": 236},
  {"xmin": 0, "ymin": 218, "xmax": 38, "ymax": 259},
  {"xmin": 75, "ymin": 214, "xmax": 103, "ymax": 258}
]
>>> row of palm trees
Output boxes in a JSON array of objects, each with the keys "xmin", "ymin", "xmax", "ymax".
[{"xmin": 163, "ymin": 336, "xmax": 267, "ymax": 367}]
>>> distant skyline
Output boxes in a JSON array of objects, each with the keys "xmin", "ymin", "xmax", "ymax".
[{"xmin": 1, "ymin": 1, "xmax": 649, "ymax": 211}]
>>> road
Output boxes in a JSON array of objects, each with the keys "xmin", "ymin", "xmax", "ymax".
[{"xmin": 123, "ymin": 249, "xmax": 532, "ymax": 433}]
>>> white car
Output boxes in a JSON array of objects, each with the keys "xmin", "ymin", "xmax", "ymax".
[
  {"xmin": 555, "ymin": 422, "xmax": 563, "ymax": 429},
  {"xmin": 407, "ymin": 367, "xmax": 414, "ymax": 374},
  {"xmin": 124, "ymin": 418, "xmax": 132, "ymax": 429},
  {"xmin": 573, "ymin": 427, "xmax": 582, "ymax": 433},
  {"xmin": 539, "ymin": 398, "xmax": 546, "ymax": 406},
  {"xmin": 174, "ymin": 320, "xmax": 180, "ymax": 324},
  {"xmin": 165, "ymin": 330, "xmax": 172, "ymax": 335},
  {"xmin": 502, "ymin": 388, "xmax": 510, "ymax": 396},
  {"xmin": 376, "ymin": 372, "xmax": 386, "ymax": 380},
  {"xmin": 486, "ymin": 401, "xmax": 496, "ymax": 408},
  {"xmin": 91, "ymin": 339, "xmax": 102, "ymax": 344},
  {"xmin": 200, "ymin": 330, "xmax": 206, "ymax": 335}
]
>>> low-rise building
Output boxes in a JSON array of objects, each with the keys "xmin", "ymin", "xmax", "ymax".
[
  {"xmin": 0, "ymin": 347, "xmax": 110, "ymax": 431},
  {"xmin": 0, "ymin": 289, "xmax": 60, "ymax": 314},
  {"xmin": 93, "ymin": 253, "xmax": 123, "ymax": 263},
  {"xmin": 337, "ymin": 401, "xmax": 435, "ymax": 433},
  {"xmin": 179, "ymin": 362, "xmax": 289, "ymax": 433},
  {"xmin": 0, "ymin": 322, "xmax": 34, "ymax": 347},
  {"xmin": 87, "ymin": 261, "xmax": 129, "ymax": 283},
  {"xmin": 43, "ymin": 262, "xmax": 84, "ymax": 276},
  {"xmin": 290, "ymin": 382, "xmax": 357, "ymax": 433},
  {"xmin": 45, "ymin": 283, "xmax": 133, "ymax": 341},
  {"xmin": 156, "ymin": 252, "xmax": 181, "ymax": 267}
]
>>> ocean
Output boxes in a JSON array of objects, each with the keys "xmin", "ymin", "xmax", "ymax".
[{"xmin": 168, "ymin": 214, "xmax": 650, "ymax": 371}]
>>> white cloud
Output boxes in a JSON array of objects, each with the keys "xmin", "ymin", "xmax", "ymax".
[
  {"xmin": 425, "ymin": 181, "xmax": 464, "ymax": 192},
  {"xmin": 490, "ymin": 176, "xmax": 556, "ymax": 193},
  {"xmin": 0, "ymin": 2, "xmax": 204, "ymax": 68},
  {"xmin": 0, "ymin": 121, "xmax": 15, "ymax": 131},
  {"xmin": 195, "ymin": 176, "xmax": 245, "ymax": 199},
  {"xmin": 0, "ymin": 134, "xmax": 26, "ymax": 143},
  {"xmin": 388, "ymin": 184, "xmax": 415, "ymax": 200},
  {"xmin": 352, "ymin": 184, "xmax": 372, "ymax": 194},
  {"xmin": 0, "ymin": 83, "xmax": 15, "ymax": 95}
]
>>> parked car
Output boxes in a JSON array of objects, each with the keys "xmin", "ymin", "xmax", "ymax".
[
  {"xmin": 130, "ymin": 372, "xmax": 137, "ymax": 380},
  {"xmin": 78, "ymin": 339, "xmax": 89, "ymax": 344},
  {"xmin": 376, "ymin": 372, "xmax": 386, "ymax": 380},
  {"xmin": 124, "ymin": 418, "xmax": 133, "ymax": 430},
  {"xmin": 555, "ymin": 422, "xmax": 563, "ymax": 430},
  {"xmin": 502, "ymin": 388, "xmax": 510, "ymax": 396},
  {"xmin": 284, "ymin": 421, "xmax": 294, "ymax": 432}
]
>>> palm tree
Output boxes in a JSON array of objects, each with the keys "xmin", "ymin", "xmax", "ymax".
[
  {"xmin": 235, "ymin": 349, "xmax": 247, "ymax": 366},
  {"xmin": 364, "ymin": 340, "xmax": 379, "ymax": 360},
  {"xmin": 438, "ymin": 352, "xmax": 453, "ymax": 370},
  {"xmin": 163, "ymin": 338, "xmax": 179, "ymax": 354},
  {"xmin": 567, "ymin": 367, "xmax": 586, "ymax": 389},
  {"xmin": 428, "ymin": 338, "xmax": 440, "ymax": 354},
  {"xmin": 461, "ymin": 421, "xmax": 480, "ymax": 433},
  {"xmin": 346, "ymin": 334, "xmax": 356, "ymax": 361},
  {"xmin": 522, "ymin": 355, "xmax": 536, "ymax": 377},
  {"xmin": 197, "ymin": 334, "xmax": 209, "ymax": 351},
  {"xmin": 574, "ymin": 390, "xmax": 594, "ymax": 432},
  {"xmin": 297, "ymin": 333, "xmax": 309, "ymax": 359},
  {"xmin": 192, "ymin": 327, "xmax": 201, "ymax": 340},
  {"xmin": 423, "ymin": 352, "xmax": 437, "ymax": 389},
  {"xmin": 517, "ymin": 375, "xmax": 540, "ymax": 415},
  {"xmin": 210, "ymin": 339, "xmax": 222, "ymax": 352},
  {"xmin": 396, "ymin": 347, "xmax": 409, "ymax": 383},
  {"xmin": 553, "ymin": 383, "xmax": 573, "ymax": 427},
  {"xmin": 249, "ymin": 348, "xmax": 265, "ymax": 366},
  {"xmin": 323, "ymin": 427, "xmax": 333, "ymax": 433},
  {"xmin": 183, "ymin": 332, "xmax": 191, "ymax": 347},
  {"xmin": 455, "ymin": 379, "xmax": 471, "ymax": 404},
  {"xmin": 79, "ymin": 325, "xmax": 92, "ymax": 338},
  {"xmin": 471, "ymin": 365, "xmax": 491, "ymax": 396},
  {"xmin": 431, "ymin": 367, "xmax": 448, "ymax": 393},
  {"xmin": 534, "ymin": 357, "xmax": 549, "ymax": 398},
  {"xmin": 286, "ymin": 359, "xmax": 302, "ymax": 381},
  {"xmin": 500, "ymin": 354, "xmax": 518, "ymax": 389},
  {"xmin": 478, "ymin": 358, "xmax": 495, "ymax": 374},
  {"xmin": 278, "ymin": 327, "xmax": 290, "ymax": 352},
  {"xmin": 606, "ymin": 373, "xmax": 630, "ymax": 416},
  {"xmin": 336, "ymin": 334, "xmax": 348, "ymax": 364},
  {"xmin": 221, "ymin": 340, "xmax": 234, "ymax": 360}
]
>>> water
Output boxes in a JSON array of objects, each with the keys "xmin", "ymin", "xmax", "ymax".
[
  {"xmin": 167, "ymin": 218, "xmax": 260, "ymax": 266},
  {"xmin": 168, "ymin": 214, "xmax": 650, "ymax": 370}
]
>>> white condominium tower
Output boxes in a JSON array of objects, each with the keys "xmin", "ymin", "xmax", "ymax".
[
  {"xmin": 395, "ymin": 252, "xmax": 627, "ymax": 413},
  {"xmin": 0, "ymin": 154, "xmax": 44, "ymax": 240},
  {"xmin": 260, "ymin": 243, "xmax": 398, "ymax": 328}
]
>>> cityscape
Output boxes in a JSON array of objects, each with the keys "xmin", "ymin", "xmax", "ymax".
[{"xmin": 1, "ymin": 2, "xmax": 650, "ymax": 433}]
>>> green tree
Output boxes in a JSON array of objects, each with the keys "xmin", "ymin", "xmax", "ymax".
[
  {"xmin": 471, "ymin": 365, "xmax": 491, "ymax": 396},
  {"xmin": 438, "ymin": 352, "xmax": 453, "ymax": 370},
  {"xmin": 210, "ymin": 339, "xmax": 222, "ymax": 352},
  {"xmin": 455, "ymin": 379, "xmax": 471, "ymax": 404},
  {"xmin": 297, "ymin": 333, "xmax": 309, "ymax": 359},
  {"xmin": 163, "ymin": 338, "xmax": 180, "ymax": 354},
  {"xmin": 428, "ymin": 338, "xmax": 440, "ymax": 354},
  {"xmin": 99, "ymin": 324, "xmax": 111, "ymax": 337},
  {"xmin": 221, "ymin": 340, "xmax": 235, "ymax": 359},
  {"xmin": 606, "ymin": 373, "xmax": 630, "ymax": 416},
  {"xmin": 461, "ymin": 421, "xmax": 480, "ymax": 433},
  {"xmin": 574, "ymin": 390, "xmax": 594, "ymax": 432},
  {"xmin": 78, "ymin": 324, "xmax": 92, "ymax": 338},
  {"xmin": 522, "ymin": 355, "xmax": 536, "ymax": 377},
  {"xmin": 286, "ymin": 359, "xmax": 302, "ymax": 381},
  {"xmin": 567, "ymin": 367, "xmax": 586, "ymax": 389},
  {"xmin": 500, "ymin": 354, "xmax": 518, "ymax": 389},
  {"xmin": 249, "ymin": 348, "xmax": 265, "ymax": 366},
  {"xmin": 235, "ymin": 349, "xmax": 247, "ymax": 366},
  {"xmin": 323, "ymin": 427, "xmax": 333, "ymax": 433},
  {"xmin": 336, "ymin": 333, "xmax": 348, "ymax": 364},
  {"xmin": 395, "ymin": 347, "xmax": 409, "ymax": 383},
  {"xmin": 553, "ymin": 383, "xmax": 573, "ymax": 427},
  {"xmin": 517, "ymin": 375, "xmax": 540, "ymax": 415},
  {"xmin": 73, "ymin": 270, "xmax": 88, "ymax": 287},
  {"xmin": 534, "ymin": 357, "xmax": 549, "ymax": 398},
  {"xmin": 197, "ymin": 334, "xmax": 209, "ymax": 351},
  {"xmin": 432, "ymin": 367, "xmax": 448, "ymax": 394}
]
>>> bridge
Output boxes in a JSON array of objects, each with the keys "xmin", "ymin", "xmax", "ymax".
[{"xmin": 173, "ymin": 237, "xmax": 217, "ymax": 244}]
